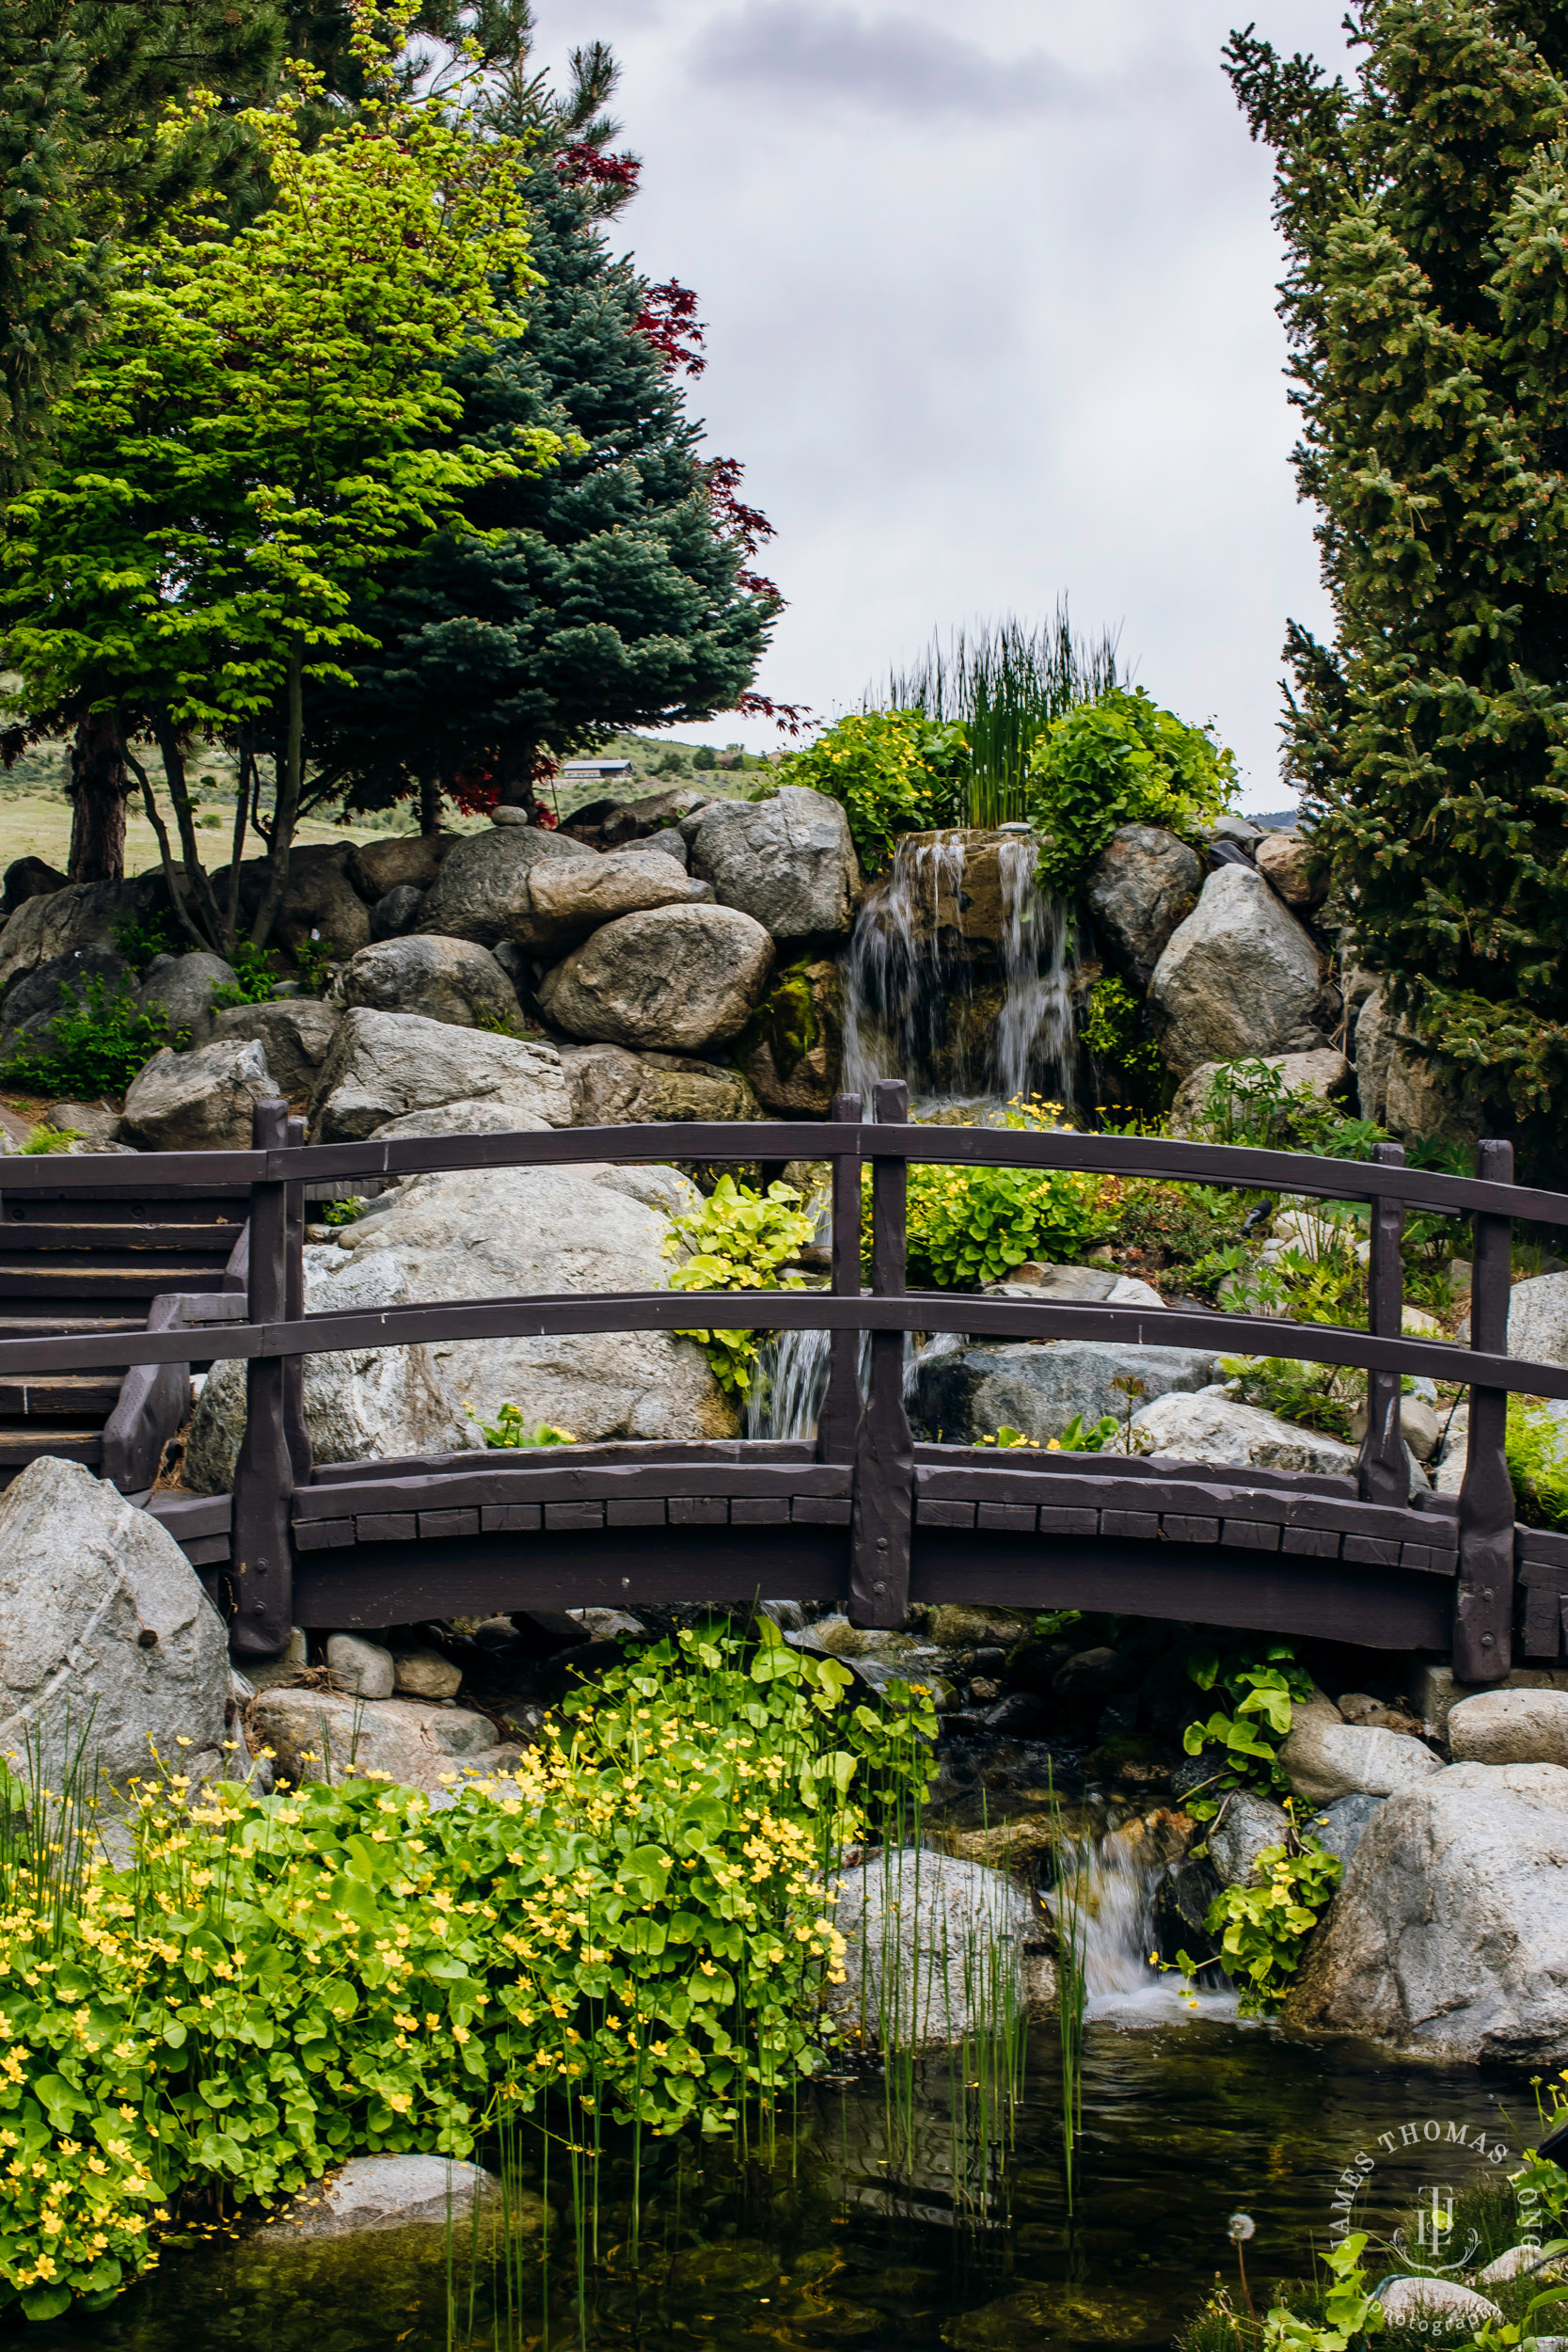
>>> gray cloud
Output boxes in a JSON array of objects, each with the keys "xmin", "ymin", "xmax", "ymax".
[{"xmin": 692, "ymin": 2, "xmax": 1069, "ymax": 118}]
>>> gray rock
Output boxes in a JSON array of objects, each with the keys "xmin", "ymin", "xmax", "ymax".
[
  {"xmin": 1349, "ymin": 1391, "xmax": 1441, "ymax": 1461},
  {"xmin": 1474, "ymin": 2244, "xmax": 1560, "ymax": 2284},
  {"xmin": 1376, "ymin": 2280, "xmax": 1501, "ymax": 2328},
  {"xmin": 1277, "ymin": 1712, "xmax": 1441, "ymax": 1804},
  {"xmin": 249, "ymin": 1685, "xmax": 499, "ymax": 1795},
  {"xmin": 371, "ymin": 883, "xmax": 426, "ymax": 941},
  {"xmin": 138, "ymin": 951, "xmax": 238, "ymax": 1044},
  {"xmin": 413, "ymin": 823, "xmax": 594, "ymax": 948},
  {"xmin": 1409, "ymin": 1661, "xmax": 1568, "ymax": 1737},
  {"xmin": 558, "ymin": 1041, "xmax": 760, "ymax": 1124},
  {"xmin": 183, "ymin": 1248, "xmax": 474, "ymax": 1490},
  {"xmin": 831, "ymin": 1849, "xmax": 1054, "ymax": 2049},
  {"xmin": 1500, "ymin": 1269, "xmax": 1568, "ymax": 1367},
  {"xmin": 1128, "ymin": 1390, "xmax": 1359, "ymax": 1477},
  {"xmin": 1288, "ymin": 1762, "xmax": 1568, "ymax": 2058},
  {"xmin": 911, "ymin": 1338, "xmax": 1220, "ymax": 1446},
  {"xmin": 393, "ymin": 1646, "xmax": 462, "ymax": 1699},
  {"xmin": 0, "ymin": 876, "xmax": 162, "ymax": 1003},
  {"xmin": 1354, "ymin": 990, "xmax": 1487, "ymax": 1151},
  {"xmin": 980, "ymin": 1262, "xmax": 1164, "ymax": 1308},
  {"xmin": 0, "ymin": 855, "xmax": 65, "ymax": 921},
  {"xmin": 309, "ymin": 1008, "xmax": 570, "ymax": 1142},
  {"xmin": 347, "ymin": 835, "xmax": 457, "ymax": 902},
  {"xmin": 537, "ymin": 902, "xmax": 774, "ymax": 1052},
  {"xmin": 1209, "ymin": 1790, "xmax": 1291, "ymax": 1886},
  {"xmin": 1449, "ymin": 1689, "xmax": 1568, "ymax": 1768},
  {"xmin": 121, "ymin": 1035, "xmax": 277, "ymax": 1152},
  {"xmin": 517, "ymin": 848, "xmax": 710, "ymax": 956},
  {"xmin": 1, "ymin": 946, "xmax": 134, "ymax": 1050},
  {"xmin": 254, "ymin": 2154, "xmax": 519, "ymax": 2245},
  {"xmin": 1169, "ymin": 1048, "xmax": 1351, "ymax": 1138},
  {"xmin": 210, "ymin": 999, "xmax": 340, "ymax": 1104},
  {"xmin": 334, "ymin": 935, "xmax": 522, "ymax": 1031},
  {"xmin": 1084, "ymin": 824, "xmax": 1203, "ymax": 987},
  {"xmin": 242, "ymin": 1626, "xmax": 310, "ymax": 1692},
  {"xmin": 1253, "ymin": 831, "xmax": 1325, "ymax": 908},
  {"xmin": 738, "ymin": 955, "xmax": 844, "ymax": 1116},
  {"xmin": 215, "ymin": 845, "xmax": 372, "ymax": 962},
  {"xmin": 325, "ymin": 1632, "xmax": 395, "ymax": 1699},
  {"xmin": 687, "ymin": 786, "xmax": 860, "ymax": 947},
  {"xmin": 338, "ymin": 1162, "xmax": 737, "ymax": 1443},
  {"xmin": 623, "ymin": 827, "xmax": 689, "ymax": 867},
  {"xmin": 1148, "ymin": 864, "xmax": 1326, "ymax": 1075},
  {"xmin": 366, "ymin": 1097, "xmax": 553, "ymax": 1144},
  {"xmin": 0, "ymin": 1456, "xmax": 230, "ymax": 1795},
  {"xmin": 1308, "ymin": 1790, "xmax": 1386, "ymax": 1866},
  {"xmin": 42, "ymin": 1100, "xmax": 122, "ymax": 1149}
]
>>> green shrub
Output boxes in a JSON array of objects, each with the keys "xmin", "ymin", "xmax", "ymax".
[
  {"xmin": 0, "ymin": 1617, "xmax": 936, "ymax": 2319},
  {"xmin": 778, "ymin": 709, "xmax": 969, "ymax": 875},
  {"xmin": 903, "ymin": 1158, "xmax": 1117, "ymax": 1289},
  {"xmin": 20, "ymin": 1125, "xmax": 79, "ymax": 1155},
  {"xmin": 1080, "ymin": 974, "xmax": 1164, "ymax": 1097},
  {"xmin": 1508, "ymin": 1397, "xmax": 1568, "ymax": 1532},
  {"xmin": 1194, "ymin": 1837, "xmax": 1340, "ymax": 2016},
  {"xmin": 1027, "ymin": 687, "xmax": 1237, "ymax": 892},
  {"xmin": 663, "ymin": 1175, "xmax": 816, "ymax": 1396},
  {"xmin": 109, "ymin": 912, "xmax": 179, "ymax": 974},
  {"xmin": 1180, "ymin": 1641, "xmax": 1315, "ymax": 1818},
  {"xmin": 0, "ymin": 975, "xmax": 174, "ymax": 1098},
  {"xmin": 209, "ymin": 942, "xmax": 282, "ymax": 1009}
]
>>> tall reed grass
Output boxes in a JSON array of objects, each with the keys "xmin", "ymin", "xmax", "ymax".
[{"xmin": 876, "ymin": 607, "xmax": 1121, "ymax": 829}]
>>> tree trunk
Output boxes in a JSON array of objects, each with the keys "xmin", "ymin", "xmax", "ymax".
[
  {"xmin": 419, "ymin": 771, "xmax": 441, "ymax": 834},
  {"xmin": 68, "ymin": 710, "xmax": 130, "ymax": 883},
  {"xmin": 145, "ymin": 712, "xmax": 224, "ymax": 953},
  {"xmin": 251, "ymin": 644, "xmax": 304, "ymax": 953}
]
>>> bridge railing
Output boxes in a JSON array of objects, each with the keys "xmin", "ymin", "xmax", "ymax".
[{"xmin": 0, "ymin": 1084, "xmax": 1563, "ymax": 1671}]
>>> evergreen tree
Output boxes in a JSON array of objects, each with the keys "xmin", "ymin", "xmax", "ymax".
[
  {"xmin": 311, "ymin": 41, "xmax": 777, "ymax": 824},
  {"xmin": 1227, "ymin": 3, "xmax": 1568, "ymax": 1141}
]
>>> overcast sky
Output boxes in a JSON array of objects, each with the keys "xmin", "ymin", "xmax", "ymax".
[{"xmin": 537, "ymin": 0, "xmax": 1352, "ymax": 809}]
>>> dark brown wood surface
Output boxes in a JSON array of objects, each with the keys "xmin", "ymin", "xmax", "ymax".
[
  {"xmin": 230, "ymin": 1103, "xmax": 294, "ymax": 1657},
  {"xmin": 817, "ymin": 1090, "xmax": 863, "ymax": 1464},
  {"xmin": 1358, "ymin": 1139, "xmax": 1407, "ymax": 1508},
  {"xmin": 848, "ymin": 1080, "xmax": 913, "ymax": 1628}
]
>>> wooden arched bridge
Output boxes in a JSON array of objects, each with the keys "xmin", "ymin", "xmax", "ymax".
[{"xmin": 3, "ymin": 1081, "xmax": 1568, "ymax": 1686}]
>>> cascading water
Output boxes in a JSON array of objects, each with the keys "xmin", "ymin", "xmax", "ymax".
[
  {"xmin": 840, "ymin": 833, "xmax": 973, "ymax": 1104},
  {"xmin": 991, "ymin": 831, "xmax": 1078, "ymax": 1108},
  {"xmin": 1057, "ymin": 1820, "xmax": 1237, "ymax": 2022}
]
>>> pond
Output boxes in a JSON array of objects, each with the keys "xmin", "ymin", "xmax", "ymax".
[{"xmin": 38, "ymin": 1997, "xmax": 1527, "ymax": 2352}]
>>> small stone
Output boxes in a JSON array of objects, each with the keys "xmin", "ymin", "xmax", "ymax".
[
  {"xmin": 326, "ymin": 1633, "xmax": 395, "ymax": 1699},
  {"xmin": 1277, "ymin": 1715, "xmax": 1440, "ymax": 1804},
  {"xmin": 253, "ymin": 2154, "xmax": 536, "ymax": 2244},
  {"xmin": 392, "ymin": 1646, "xmax": 462, "ymax": 1700},
  {"xmin": 1475, "ymin": 2244, "xmax": 1560, "ymax": 2284}
]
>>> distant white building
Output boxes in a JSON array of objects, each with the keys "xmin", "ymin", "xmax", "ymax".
[{"xmin": 562, "ymin": 758, "xmax": 633, "ymax": 778}]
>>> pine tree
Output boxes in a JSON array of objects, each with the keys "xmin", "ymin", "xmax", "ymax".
[
  {"xmin": 311, "ymin": 40, "xmax": 777, "ymax": 824},
  {"xmin": 1227, "ymin": 3, "xmax": 1568, "ymax": 1144}
]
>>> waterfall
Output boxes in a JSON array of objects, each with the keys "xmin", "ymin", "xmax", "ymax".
[
  {"xmin": 991, "ymin": 832, "xmax": 1078, "ymax": 1109},
  {"xmin": 1057, "ymin": 1822, "xmax": 1238, "ymax": 2022},
  {"xmin": 841, "ymin": 833, "xmax": 973, "ymax": 1104},
  {"xmin": 747, "ymin": 1326, "xmax": 832, "ymax": 1441}
]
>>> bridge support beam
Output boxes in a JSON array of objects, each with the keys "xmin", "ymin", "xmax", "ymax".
[
  {"xmin": 230, "ymin": 1100, "xmax": 295, "ymax": 1659},
  {"xmin": 1455, "ymin": 1137, "xmax": 1515, "ymax": 1680},
  {"xmin": 848, "ymin": 1079, "xmax": 913, "ymax": 1628},
  {"xmin": 1359, "ymin": 1140, "xmax": 1408, "ymax": 1508}
]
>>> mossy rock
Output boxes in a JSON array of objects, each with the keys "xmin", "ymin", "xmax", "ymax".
[
  {"xmin": 738, "ymin": 958, "xmax": 843, "ymax": 1115},
  {"xmin": 942, "ymin": 2283, "xmax": 1169, "ymax": 2348}
]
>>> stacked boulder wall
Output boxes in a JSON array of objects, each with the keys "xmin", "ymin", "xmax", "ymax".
[
  {"xmin": 1148, "ymin": 864, "xmax": 1328, "ymax": 1074},
  {"xmin": 1354, "ymin": 991, "xmax": 1487, "ymax": 1152},
  {"xmin": 909, "ymin": 1339, "xmax": 1221, "ymax": 1445},
  {"xmin": 211, "ymin": 999, "xmax": 340, "ymax": 1105},
  {"xmin": 686, "ymin": 787, "xmax": 860, "ymax": 950},
  {"xmin": 137, "ymin": 951, "xmax": 239, "ymax": 1046},
  {"xmin": 537, "ymin": 904, "xmax": 774, "ymax": 1053},
  {"xmin": 217, "ymin": 843, "xmax": 372, "ymax": 961},
  {"xmin": 1084, "ymin": 825, "xmax": 1203, "ymax": 987},
  {"xmin": 1254, "ymin": 830, "xmax": 1325, "ymax": 909},
  {"xmin": 333, "ymin": 936, "xmax": 523, "ymax": 1031},
  {"xmin": 1284, "ymin": 1762, "xmax": 1568, "ymax": 2062},
  {"xmin": 182, "ymin": 1248, "xmax": 477, "ymax": 1491},
  {"xmin": 309, "ymin": 1008, "xmax": 571, "ymax": 1141},
  {"xmin": 0, "ymin": 875, "xmax": 165, "ymax": 1002},
  {"xmin": 347, "ymin": 834, "xmax": 457, "ymax": 901},
  {"xmin": 558, "ymin": 1042, "xmax": 760, "ymax": 1124},
  {"xmin": 737, "ymin": 959, "xmax": 844, "ymax": 1116},
  {"xmin": 0, "ymin": 1456, "xmax": 230, "ymax": 1794},
  {"xmin": 122, "ymin": 1036, "xmax": 278, "ymax": 1151},
  {"xmin": 0, "ymin": 944, "xmax": 135, "ymax": 1061},
  {"xmin": 335, "ymin": 1162, "xmax": 737, "ymax": 1441},
  {"xmin": 412, "ymin": 825, "xmax": 595, "ymax": 948}
]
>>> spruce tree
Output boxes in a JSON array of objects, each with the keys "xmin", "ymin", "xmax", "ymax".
[
  {"xmin": 312, "ymin": 49, "xmax": 775, "ymax": 823},
  {"xmin": 1227, "ymin": 3, "xmax": 1568, "ymax": 1142}
]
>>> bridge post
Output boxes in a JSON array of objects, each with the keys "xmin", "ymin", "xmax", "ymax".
[
  {"xmin": 1358, "ymin": 1139, "xmax": 1407, "ymax": 1507},
  {"xmin": 282, "ymin": 1115, "xmax": 313, "ymax": 1487},
  {"xmin": 230, "ymin": 1099, "xmax": 295, "ymax": 1660},
  {"xmin": 1455, "ymin": 1136, "xmax": 1515, "ymax": 1681},
  {"xmin": 848, "ymin": 1078, "xmax": 913, "ymax": 1629},
  {"xmin": 817, "ymin": 1092, "xmax": 863, "ymax": 1464}
]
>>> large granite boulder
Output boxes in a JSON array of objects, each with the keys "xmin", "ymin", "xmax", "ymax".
[
  {"xmin": 138, "ymin": 950, "xmax": 238, "ymax": 1045},
  {"xmin": 255, "ymin": 2156, "xmax": 518, "ymax": 2246},
  {"xmin": 1495, "ymin": 1268, "xmax": 1568, "ymax": 1366},
  {"xmin": 217, "ymin": 845, "xmax": 372, "ymax": 961},
  {"xmin": 413, "ymin": 824, "xmax": 594, "ymax": 948},
  {"xmin": 346, "ymin": 834, "xmax": 457, "ymax": 902},
  {"xmin": 1354, "ymin": 990, "xmax": 1487, "ymax": 1151},
  {"xmin": 831, "ymin": 1850, "xmax": 1053, "ymax": 2049},
  {"xmin": 738, "ymin": 958, "xmax": 844, "ymax": 1115},
  {"xmin": 0, "ymin": 856, "xmax": 66, "ymax": 922},
  {"xmin": 687, "ymin": 787, "xmax": 859, "ymax": 948},
  {"xmin": 518, "ymin": 849, "xmax": 710, "ymax": 956},
  {"xmin": 341, "ymin": 1162, "xmax": 737, "ymax": 1440},
  {"xmin": 0, "ymin": 945, "xmax": 135, "ymax": 1058},
  {"xmin": 371, "ymin": 883, "xmax": 425, "ymax": 941},
  {"xmin": 0, "ymin": 876, "xmax": 161, "ymax": 1001},
  {"xmin": 1285, "ymin": 1761, "xmax": 1568, "ymax": 2060},
  {"xmin": 537, "ymin": 903, "xmax": 773, "ymax": 1053},
  {"xmin": 1085, "ymin": 824, "xmax": 1203, "ymax": 986},
  {"xmin": 333, "ymin": 936, "xmax": 522, "ymax": 1031},
  {"xmin": 1129, "ymin": 1389, "xmax": 1358, "ymax": 1476},
  {"xmin": 1254, "ymin": 830, "xmax": 1325, "ymax": 908},
  {"xmin": 558, "ymin": 1042, "xmax": 760, "ymax": 1124},
  {"xmin": 0, "ymin": 1456, "xmax": 230, "ymax": 1794},
  {"xmin": 909, "ymin": 1337, "xmax": 1221, "ymax": 1446},
  {"xmin": 309, "ymin": 1009, "xmax": 571, "ymax": 1142},
  {"xmin": 250, "ymin": 1685, "xmax": 502, "ymax": 1798},
  {"xmin": 211, "ymin": 999, "xmax": 340, "ymax": 1105},
  {"xmin": 122, "ymin": 1036, "xmax": 277, "ymax": 1151},
  {"xmin": 1169, "ymin": 1048, "xmax": 1351, "ymax": 1139},
  {"xmin": 183, "ymin": 1248, "xmax": 475, "ymax": 1491},
  {"xmin": 1448, "ymin": 1689, "xmax": 1568, "ymax": 1768},
  {"xmin": 1148, "ymin": 865, "xmax": 1326, "ymax": 1074},
  {"xmin": 1277, "ymin": 1706, "xmax": 1441, "ymax": 1804}
]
